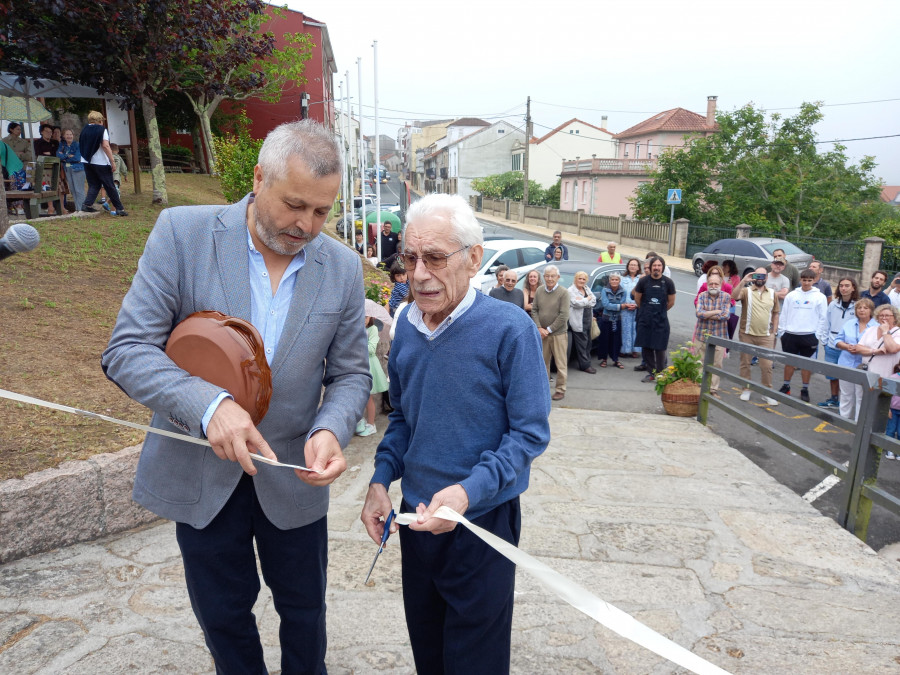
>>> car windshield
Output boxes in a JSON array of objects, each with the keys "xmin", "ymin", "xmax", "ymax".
[
  {"xmin": 480, "ymin": 248, "xmax": 498, "ymax": 272},
  {"xmin": 761, "ymin": 242, "xmax": 805, "ymax": 256}
]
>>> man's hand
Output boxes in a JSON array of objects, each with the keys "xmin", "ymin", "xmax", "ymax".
[
  {"xmin": 361, "ymin": 483, "xmax": 397, "ymax": 544},
  {"xmin": 298, "ymin": 429, "xmax": 347, "ymax": 486},
  {"xmin": 409, "ymin": 484, "xmax": 469, "ymax": 534},
  {"xmin": 206, "ymin": 398, "xmax": 277, "ymax": 475},
  {"xmin": 538, "ymin": 327, "xmax": 549, "ymax": 339}
]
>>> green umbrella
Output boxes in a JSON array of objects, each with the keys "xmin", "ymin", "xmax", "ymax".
[
  {"xmin": 0, "ymin": 95, "xmax": 51, "ymax": 123},
  {"xmin": 365, "ymin": 211, "xmax": 402, "ymax": 233}
]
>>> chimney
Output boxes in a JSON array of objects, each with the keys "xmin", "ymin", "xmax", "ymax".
[
  {"xmin": 706, "ymin": 96, "xmax": 717, "ymax": 127},
  {"xmin": 601, "ymin": 115, "xmax": 608, "ymax": 130}
]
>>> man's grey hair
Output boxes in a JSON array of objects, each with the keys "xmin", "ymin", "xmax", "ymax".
[
  {"xmin": 608, "ymin": 241, "xmax": 617, "ymax": 247},
  {"xmin": 544, "ymin": 265, "xmax": 560, "ymax": 276},
  {"xmin": 405, "ymin": 194, "xmax": 483, "ymax": 248},
  {"xmin": 257, "ymin": 120, "xmax": 343, "ymax": 184}
]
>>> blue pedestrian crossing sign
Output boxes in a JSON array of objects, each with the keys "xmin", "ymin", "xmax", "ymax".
[{"xmin": 666, "ymin": 189, "xmax": 682, "ymax": 205}]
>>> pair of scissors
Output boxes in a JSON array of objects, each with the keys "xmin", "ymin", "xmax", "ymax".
[{"xmin": 364, "ymin": 509, "xmax": 395, "ymax": 584}]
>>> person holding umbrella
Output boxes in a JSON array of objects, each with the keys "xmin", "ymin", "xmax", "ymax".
[{"xmin": 357, "ymin": 299, "xmax": 392, "ymax": 437}]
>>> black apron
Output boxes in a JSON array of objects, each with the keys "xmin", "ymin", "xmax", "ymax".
[{"xmin": 635, "ymin": 277, "xmax": 670, "ymax": 351}]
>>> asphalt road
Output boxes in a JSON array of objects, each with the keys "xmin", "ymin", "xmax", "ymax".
[{"xmin": 478, "ymin": 218, "xmax": 900, "ymax": 551}]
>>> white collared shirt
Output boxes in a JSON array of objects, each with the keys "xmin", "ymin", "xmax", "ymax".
[{"xmin": 407, "ymin": 286, "xmax": 477, "ymax": 341}]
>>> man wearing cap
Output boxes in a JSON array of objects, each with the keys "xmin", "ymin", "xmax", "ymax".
[
  {"xmin": 102, "ymin": 120, "xmax": 371, "ymax": 674},
  {"xmin": 766, "ymin": 258, "xmax": 791, "ymax": 300},
  {"xmin": 766, "ymin": 248, "xmax": 800, "ymax": 289}
]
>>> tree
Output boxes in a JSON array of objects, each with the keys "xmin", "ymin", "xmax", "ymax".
[
  {"xmin": 471, "ymin": 171, "xmax": 547, "ymax": 205},
  {"xmin": 2, "ymin": 0, "xmax": 274, "ymax": 205},
  {"xmin": 177, "ymin": 5, "xmax": 314, "ymax": 174},
  {"xmin": 631, "ymin": 102, "xmax": 887, "ymax": 239}
]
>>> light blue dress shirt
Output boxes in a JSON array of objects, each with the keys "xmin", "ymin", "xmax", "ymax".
[{"xmin": 200, "ymin": 228, "xmax": 306, "ymax": 434}]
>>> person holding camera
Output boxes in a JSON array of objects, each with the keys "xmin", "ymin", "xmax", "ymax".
[{"xmin": 731, "ymin": 267, "xmax": 781, "ymax": 405}]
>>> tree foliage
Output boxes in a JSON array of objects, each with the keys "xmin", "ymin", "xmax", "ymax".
[
  {"xmin": 631, "ymin": 102, "xmax": 888, "ymax": 239},
  {"xmin": 213, "ymin": 112, "xmax": 262, "ymax": 203},
  {"xmin": 471, "ymin": 171, "xmax": 549, "ymax": 205},
  {"xmin": 1, "ymin": 0, "xmax": 275, "ymax": 204}
]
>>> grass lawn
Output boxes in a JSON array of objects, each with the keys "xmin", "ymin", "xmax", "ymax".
[{"xmin": 0, "ymin": 173, "xmax": 384, "ymax": 480}]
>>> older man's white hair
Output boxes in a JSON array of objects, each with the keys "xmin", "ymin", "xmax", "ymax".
[
  {"xmin": 406, "ymin": 194, "xmax": 483, "ymax": 248},
  {"xmin": 544, "ymin": 264, "xmax": 560, "ymax": 276}
]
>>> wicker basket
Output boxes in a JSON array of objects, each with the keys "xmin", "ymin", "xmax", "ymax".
[{"xmin": 660, "ymin": 379, "xmax": 701, "ymax": 417}]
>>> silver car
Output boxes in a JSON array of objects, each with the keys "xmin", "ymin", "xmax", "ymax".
[{"xmin": 691, "ymin": 237, "xmax": 813, "ymax": 277}]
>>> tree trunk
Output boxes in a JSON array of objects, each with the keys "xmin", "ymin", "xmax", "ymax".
[
  {"xmin": 140, "ymin": 94, "xmax": 168, "ymax": 205},
  {"xmin": 0, "ymin": 178, "xmax": 9, "ymax": 237},
  {"xmin": 186, "ymin": 94, "xmax": 217, "ymax": 176}
]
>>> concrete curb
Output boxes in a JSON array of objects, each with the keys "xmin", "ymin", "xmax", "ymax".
[{"xmin": 0, "ymin": 444, "xmax": 158, "ymax": 564}]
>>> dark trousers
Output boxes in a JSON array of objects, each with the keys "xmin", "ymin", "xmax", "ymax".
[
  {"xmin": 598, "ymin": 317, "xmax": 621, "ymax": 362},
  {"xmin": 83, "ymin": 164, "xmax": 124, "ymax": 210},
  {"xmin": 644, "ymin": 348, "xmax": 667, "ymax": 373},
  {"xmin": 572, "ymin": 328, "xmax": 592, "ymax": 370},
  {"xmin": 399, "ymin": 498, "xmax": 520, "ymax": 675},
  {"xmin": 175, "ymin": 473, "xmax": 328, "ymax": 675}
]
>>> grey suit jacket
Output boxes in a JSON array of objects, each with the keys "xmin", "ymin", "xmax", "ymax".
[{"xmin": 102, "ymin": 194, "xmax": 372, "ymax": 529}]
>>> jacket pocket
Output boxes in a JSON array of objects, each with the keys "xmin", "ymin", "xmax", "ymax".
[{"xmin": 309, "ymin": 311, "xmax": 341, "ymax": 324}]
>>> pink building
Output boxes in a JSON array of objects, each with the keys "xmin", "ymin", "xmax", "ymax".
[{"xmin": 560, "ymin": 96, "xmax": 720, "ymax": 217}]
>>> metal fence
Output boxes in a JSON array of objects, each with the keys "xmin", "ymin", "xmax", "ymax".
[
  {"xmin": 786, "ymin": 233, "xmax": 866, "ymax": 269},
  {"xmin": 881, "ymin": 245, "xmax": 900, "ymax": 277},
  {"xmin": 698, "ymin": 335, "xmax": 900, "ymax": 543},
  {"xmin": 684, "ymin": 225, "xmax": 735, "ymax": 258}
]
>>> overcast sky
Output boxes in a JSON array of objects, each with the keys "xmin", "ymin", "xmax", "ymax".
[{"xmin": 285, "ymin": 0, "xmax": 900, "ymax": 185}]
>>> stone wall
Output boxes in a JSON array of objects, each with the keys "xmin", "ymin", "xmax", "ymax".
[{"xmin": 0, "ymin": 445, "xmax": 158, "ymax": 564}]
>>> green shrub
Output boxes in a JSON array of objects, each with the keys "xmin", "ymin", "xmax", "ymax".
[
  {"xmin": 161, "ymin": 144, "xmax": 194, "ymax": 161},
  {"xmin": 213, "ymin": 112, "xmax": 262, "ymax": 203}
]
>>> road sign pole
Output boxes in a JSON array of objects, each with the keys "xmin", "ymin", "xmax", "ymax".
[{"xmin": 668, "ymin": 203, "xmax": 675, "ymax": 256}]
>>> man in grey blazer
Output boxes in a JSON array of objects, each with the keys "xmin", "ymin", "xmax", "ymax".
[{"xmin": 102, "ymin": 120, "xmax": 371, "ymax": 674}]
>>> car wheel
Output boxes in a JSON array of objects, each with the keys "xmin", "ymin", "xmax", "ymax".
[{"xmin": 692, "ymin": 258, "xmax": 704, "ymax": 276}]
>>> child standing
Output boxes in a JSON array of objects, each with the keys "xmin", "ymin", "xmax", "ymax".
[
  {"xmin": 884, "ymin": 364, "xmax": 900, "ymax": 459},
  {"xmin": 111, "ymin": 143, "xmax": 127, "ymax": 195},
  {"xmin": 388, "ymin": 262, "xmax": 409, "ymax": 318},
  {"xmin": 356, "ymin": 316, "xmax": 388, "ymax": 437}
]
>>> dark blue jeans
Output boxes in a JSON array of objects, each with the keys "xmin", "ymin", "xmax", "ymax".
[
  {"xmin": 175, "ymin": 473, "xmax": 328, "ymax": 675},
  {"xmin": 399, "ymin": 498, "xmax": 520, "ymax": 675}
]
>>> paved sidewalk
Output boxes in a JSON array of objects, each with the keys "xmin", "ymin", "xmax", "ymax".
[{"xmin": 2, "ymin": 409, "xmax": 899, "ymax": 673}]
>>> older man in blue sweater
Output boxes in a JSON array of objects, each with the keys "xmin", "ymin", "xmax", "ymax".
[{"xmin": 362, "ymin": 193, "xmax": 551, "ymax": 674}]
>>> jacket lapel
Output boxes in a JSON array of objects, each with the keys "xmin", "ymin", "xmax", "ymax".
[
  {"xmin": 269, "ymin": 235, "xmax": 327, "ymax": 378},
  {"xmin": 213, "ymin": 195, "xmax": 252, "ymax": 321}
]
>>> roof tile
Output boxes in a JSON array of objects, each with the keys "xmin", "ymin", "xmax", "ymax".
[{"xmin": 614, "ymin": 108, "xmax": 718, "ymax": 139}]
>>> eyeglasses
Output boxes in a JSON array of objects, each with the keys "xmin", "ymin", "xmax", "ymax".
[{"xmin": 400, "ymin": 245, "xmax": 470, "ymax": 271}]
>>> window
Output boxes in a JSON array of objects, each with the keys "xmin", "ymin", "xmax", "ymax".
[
  {"xmin": 634, "ymin": 143, "xmax": 641, "ymax": 158},
  {"xmin": 647, "ymin": 140, "xmax": 653, "ymax": 158},
  {"xmin": 511, "ymin": 154, "xmax": 522, "ymax": 171},
  {"xmin": 498, "ymin": 128, "xmax": 505, "ymax": 134},
  {"xmin": 494, "ymin": 250, "xmax": 519, "ymax": 269},
  {"xmin": 521, "ymin": 248, "xmax": 545, "ymax": 265}
]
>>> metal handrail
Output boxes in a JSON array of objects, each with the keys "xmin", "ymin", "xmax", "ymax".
[{"xmin": 698, "ymin": 335, "xmax": 896, "ymax": 542}]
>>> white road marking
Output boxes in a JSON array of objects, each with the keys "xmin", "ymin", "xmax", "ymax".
[{"xmin": 802, "ymin": 461, "xmax": 849, "ymax": 503}]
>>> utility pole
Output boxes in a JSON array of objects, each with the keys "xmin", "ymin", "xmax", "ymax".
[{"xmin": 523, "ymin": 96, "xmax": 532, "ymax": 207}]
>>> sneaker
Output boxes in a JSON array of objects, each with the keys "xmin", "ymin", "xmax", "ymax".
[
  {"xmin": 779, "ymin": 384, "xmax": 791, "ymax": 396},
  {"xmin": 800, "ymin": 389, "xmax": 810, "ymax": 403},
  {"xmin": 116, "ymin": 210, "xmax": 128, "ymax": 217},
  {"xmin": 101, "ymin": 201, "xmax": 111, "ymax": 213},
  {"xmin": 817, "ymin": 396, "xmax": 839, "ymax": 408},
  {"xmin": 762, "ymin": 396, "xmax": 779, "ymax": 406},
  {"xmin": 81, "ymin": 205, "xmax": 98, "ymax": 213},
  {"xmin": 358, "ymin": 423, "xmax": 376, "ymax": 437},
  {"xmin": 634, "ymin": 364, "xmax": 648, "ymax": 372},
  {"xmin": 355, "ymin": 419, "xmax": 367, "ymax": 435},
  {"xmin": 740, "ymin": 389, "xmax": 751, "ymax": 402},
  {"xmin": 641, "ymin": 373, "xmax": 655, "ymax": 383},
  {"xmin": 885, "ymin": 451, "xmax": 897, "ymax": 460}
]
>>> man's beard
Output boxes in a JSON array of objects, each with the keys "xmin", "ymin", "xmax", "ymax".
[{"xmin": 254, "ymin": 204, "xmax": 310, "ymax": 256}]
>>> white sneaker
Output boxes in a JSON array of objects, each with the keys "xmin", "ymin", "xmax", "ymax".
[
  {"xmin": 355, "ymin": 419, "xmax": 367, "ymax": 435},
  {"xmin": 358, "ymin": 423, "xmax": 376, "ymax": 437},
  {"xmin": 740, "ymin": 389, "xmax": 751, "ymax": 401},
  {"xmin": 762, "ymin": 396, "xmax": 779, "ymax": 406},
  {"xmin": 885, "ymin": 451, "xmax": 897, "ymax": 460}
]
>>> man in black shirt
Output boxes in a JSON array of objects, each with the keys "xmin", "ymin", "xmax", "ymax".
[
  {"xmin": 861, "ymin": 270, "xmax": 891, "ymax": 309},
  {"xmin": 489, "ymin": 270, "xmax": 525, "ymax": 309},
  {"xmin": 379, "ymin": 221, "xmax": 399, "ymax": 266},
  {"xmin": 634, "ymin": 256, "xmax": 676, "ymax": 382}
]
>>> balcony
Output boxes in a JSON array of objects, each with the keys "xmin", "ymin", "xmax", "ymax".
[{"xmin": 561, "ymin": 157, "xmax": 657, "ymax": 175}]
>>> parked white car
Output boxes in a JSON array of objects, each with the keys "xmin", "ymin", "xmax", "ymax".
[{"xmin": 472, "ymin": 239, "xmax": 549, "ymax": 292}]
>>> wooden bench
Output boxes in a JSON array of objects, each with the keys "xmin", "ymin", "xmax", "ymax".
[{"xmin": 5, "ymin": 156, "xmax": 63, "ymax": 219}]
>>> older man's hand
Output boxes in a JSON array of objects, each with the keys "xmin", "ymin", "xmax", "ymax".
[
  {"xmin": 538, "ymin": 327, "xmax": 550, "ymax": 339},
  {"xmin": 298, "ymin": 429, "xmax": 347, "ymax": 486},
  {"xmin": 206, "ymin": 398, "xmax": 277, "ymax": 475},
  {"xmin": 361, "ymin": 483, "xmax": 397, "ymax": 544},
  {"xmin": 409, "ymin": 484, "xmax": 469, "ymax": 534}
]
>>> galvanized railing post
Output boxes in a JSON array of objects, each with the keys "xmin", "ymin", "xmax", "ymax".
[
  {"xmin": 697, "ymin": 340, "xmax": 716, "ymax": 425},
  {"xmin": 844, "ymin": 371, "xmax": 884, "ymax": 538}
]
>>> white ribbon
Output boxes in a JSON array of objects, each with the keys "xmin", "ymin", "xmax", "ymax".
[
  {"xmin": 396, "ymin": 507, "xmax": 730, "ymax": 675},
  {"xmin": 0, "ymin": 388, "xmax": 317, "ymax": 472}
]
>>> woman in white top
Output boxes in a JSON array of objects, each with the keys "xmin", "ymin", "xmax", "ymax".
[
  {"xmin": 855, "ymin": 304, "xmax": 900, "ymax": 379},
  {"xmin": 568, "ymin": 271, "xmax": 597, "ymax": 373}
]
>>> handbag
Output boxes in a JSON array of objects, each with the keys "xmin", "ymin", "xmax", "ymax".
[
  {"xmin": 858, "ymin": 336, "xmax": 886, "ymax": 370},
  {"xmin": 590, "ymin": 317, "xmax": 601, "ymax": 340}
]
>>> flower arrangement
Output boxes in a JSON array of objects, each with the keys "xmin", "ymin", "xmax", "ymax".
[
  {"xmin": 365, "ymin": 281, "xmax": 392, "ymax": 306},
  {"xmin": 654, "ymin": 342, "xmax": 703, "ymax": 395}
]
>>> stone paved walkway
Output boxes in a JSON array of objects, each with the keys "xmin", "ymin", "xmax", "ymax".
[{"xmin": 2, "ymin": 409, "xmax": 900, "ymax": 673}]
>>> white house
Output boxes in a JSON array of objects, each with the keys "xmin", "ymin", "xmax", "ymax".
[{"xmin": 448, "ymin": 120, "xmax": 525, "ymax": 200}]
